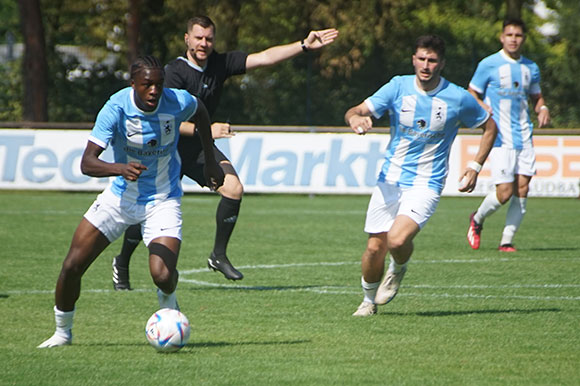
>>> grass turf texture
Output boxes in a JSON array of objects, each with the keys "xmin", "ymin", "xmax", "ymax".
[{"xmin": 0, "ymin": 191, "xmax": 578, "ymax": 385}]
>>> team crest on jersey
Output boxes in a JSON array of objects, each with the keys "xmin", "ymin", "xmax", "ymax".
[
  {"xmin": 162, "ymin": 120, "xmax": 172, "ymax": 135},
  {"xmin": 158, "ymin": 114, "xmax": 176, "ymax": 146}
]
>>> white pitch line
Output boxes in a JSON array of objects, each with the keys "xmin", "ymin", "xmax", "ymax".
[
  {"xmin": 5, "ymin": 261, "xmax": 580, "ymax": 301},
  {"xmin": 181, "ymin": 261, "xmax": 355, "ymax": 274},
  {"xmin": 181, "ymin": 257, "xmax": 579, "ymax": 275}
]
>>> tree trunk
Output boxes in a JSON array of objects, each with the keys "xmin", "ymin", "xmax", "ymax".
[
  {"xmin": 18, "ymin": 0, "xmax": 48, "ymax": 121},
  {"xmin": 506, "ymin": 0, "xmax": 523, "ymax": 19},
  {"xmin": 127, "ymin": 0, "xmax": 141, "ymax": 68}
]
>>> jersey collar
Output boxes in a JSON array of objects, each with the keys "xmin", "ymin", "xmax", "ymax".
[
  {"xmin": 178, "ymin": 56, "xmax": 206, "ymax": 72},
  {"xmin": 499, "ymin": 49, "xmax": 521, "ymax": 63},
  {"xmin": 413, "ymin": 76, "xmax": 445, "ymax": 96}
]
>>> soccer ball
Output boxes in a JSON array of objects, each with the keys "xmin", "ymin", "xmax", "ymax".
[{"xmin": 145, "ymin": 308, "xmax": 191, "ymax": 352}]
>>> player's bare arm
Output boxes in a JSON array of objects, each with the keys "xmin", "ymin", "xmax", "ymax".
[
  {"xmin": 468, "ymin": 87, "xmax": 492, "ymax": 114},
  {"xmin": 344, "ymin": 102, "xmax": 373, "ymax": 135},
  {"xmin": 458, "ymin": 117, "xmax": 498, "ymax": 193},
  {"xmin": 246, "ymin": 28, "xmax": 339, "ymax": 70},
  {"xmin": 80, "ymin": 141, "xmax": 146, "ymax": 181},
  {"xmin": 191, "ymin": 99, "xmax": 225, "ymax": 190},
  {"xmin": 532, "ymin": 93, "xmax": 551, "ymax": 128},
  {"xmin": 179, "ymin": 121, "xmax": 234, "ymax": 139}
]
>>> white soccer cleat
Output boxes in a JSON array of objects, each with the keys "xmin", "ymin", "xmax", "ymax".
[
  {"xmin": 37, "ymin": 332, "xmax": 72, "ymax": 348},
  {"xmin": 374, "ymin": 267, "xmax": 407, "ymax": 305},
  {"xmin": 352, "ymin": 301, "xmax": 377, "ymax": 316}
]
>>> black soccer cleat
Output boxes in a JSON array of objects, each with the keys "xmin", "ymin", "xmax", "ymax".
[
  {"xmin": 207, "ymin": 253, "xmax": 243, "ymax": 281},
  {"xmin": 112, "ymin": 256, "xmax": 132, "ymax": 290}
]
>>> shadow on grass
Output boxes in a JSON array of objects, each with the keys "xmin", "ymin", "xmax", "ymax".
[
  {"xmin": 75, "ymin": 339, "xmax": 310, "ymax": 350},
  {"xmin": 189, "ymin": 339, "xmax": 310, "ymax": 348},
  {"xmin": 384, "ymin": 307, "xmax": 561, "ymax": 317},
  {"xmin": 527, "ymin": 247, "xmax": 579, "ymax": 251},
  {"xmin": 0, "ymin": 294, "xmax": 9, "ymax": 299}
]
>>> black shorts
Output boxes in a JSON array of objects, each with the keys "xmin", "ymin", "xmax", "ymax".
[{"xmin": 178, "ymin": 134, "xmax": 229, "ymax": 187}]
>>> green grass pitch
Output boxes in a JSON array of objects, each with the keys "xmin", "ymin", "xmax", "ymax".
[{"xmin": 0, "ymin": 190, "xmax": 579, "ymax": 385}]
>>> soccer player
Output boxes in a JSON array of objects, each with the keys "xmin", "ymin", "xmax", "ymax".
[
  {"xmin": 112, "ymin": 15, "xmax": 339, "ymax": 286},
  {"xmin": 38, "ymin": 56, "xmax": 224, "ymax": 348},
  {"xmin": 466, "ymin": 18, "xmax": 550, "ymax": 252},
  {"xmin": 345, "ymin": 35, "xmax": 497, "ymax": 316}
]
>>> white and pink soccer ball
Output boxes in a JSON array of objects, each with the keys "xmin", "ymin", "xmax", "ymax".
[{"xmin": 145, "ymin": 308, "xmax": 191, "ymax": 352}]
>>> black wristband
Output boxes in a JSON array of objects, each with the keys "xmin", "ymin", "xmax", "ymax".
[{"xmin": 300, "ymin": 39, "xmax": 308, "ymax": 53}]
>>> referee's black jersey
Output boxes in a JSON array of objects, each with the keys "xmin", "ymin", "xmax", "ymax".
[{"xmin": 164, "ymin": 51, "xmax": 248, "ymax": 117}]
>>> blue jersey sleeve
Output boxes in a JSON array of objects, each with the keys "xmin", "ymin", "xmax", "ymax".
[
  {"xmin": 365, "ymin": 76, "xmax": 401, "ymax": 119},
  {"xmin": 460, "ymin": 91, "xmax": 490, "ymax": 129},
  {"xmin": 174, "ymin": 89, "xmax": 198, "ymax": 123},
  {"xmin": 468, "ymin": 60, "xmax": 491, "ymax": 95},
  {"xmin": 89, "ymin": 100, "xmax": 120, "ymax": 149},
  {"xmin": 529, "ymin": 61, "xmax": 542, "ymax": 95}
]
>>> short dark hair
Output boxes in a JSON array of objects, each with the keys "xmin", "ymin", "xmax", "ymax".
[
  {"xmin": 130, "ymin": 55, "xmax": 163, "ymax": 80},
  {"xmin": 503, "ymin": 17, "xmax": 527, "ymax": 33},
  {"xmin": 415, "ymin": 35, "xmax": 446, "ymax": 59},
  {"xmin": 187, "ymin": 15, "xmax": 216, "ymax": 33}
]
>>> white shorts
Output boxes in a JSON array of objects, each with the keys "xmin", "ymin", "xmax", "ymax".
[
  {"xmin": 83, "ymin": 188, "xmax": 182, "ymax": 246},
  {"xmin": 490, "ymin": 147, "xmax": 536, "ymax": 184},
  {"xmin": 364, "ymin": 182, "xmax": 440, "ymax": 233}
]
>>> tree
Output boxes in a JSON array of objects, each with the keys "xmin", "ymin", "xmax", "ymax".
[{"xmin": 18, "ymin": 0, "xmax": 48, "ymax": 121}]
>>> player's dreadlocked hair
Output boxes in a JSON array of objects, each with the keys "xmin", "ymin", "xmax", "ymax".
[{"xmin": 130, "ymin": 55, "xmax": 164, "ymax": 80}]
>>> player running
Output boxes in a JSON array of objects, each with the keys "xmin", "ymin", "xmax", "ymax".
[
  {"xmin": 466, "ymin": 18, "xmax": 550, "ymax": 252},
  {"xmin": 345, "ymin": 35, "xmax": 497, "ymax": 316},
  {"xmin": 38, "ymin": 56, "xmax": 224, "ymax": 348}
]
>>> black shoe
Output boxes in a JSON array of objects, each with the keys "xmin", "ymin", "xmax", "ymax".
[
  {"xmin": 207, "ymin": 253, "xmax": 243, "ymax": 281},
  {"xmin": 112, "ymin": 256, "xmax": 132, "ymax": 290}
]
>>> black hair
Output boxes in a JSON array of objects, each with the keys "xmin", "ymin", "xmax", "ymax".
[
  {"xmin": 130, "ymin": 55, "xmax": 164, "ymax": 80},
  {"xmin": 503, "ymin": 18, "xmax": 527, "ymax": 33},
  {"xmin": 415, "ymin": 35, "xmax": 446, "ymax": 59},
  {"xmin": 187, "ymin": 15, "xmax": 216, "ymax": 33}
]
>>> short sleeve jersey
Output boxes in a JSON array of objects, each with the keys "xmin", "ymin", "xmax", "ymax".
[
  {"xmin": 469, "ymin": 50, "xmax": 541, "ymax": 149},
  {"xmin": 366, "ymin": 75, "xmax": 489, "ymax": 194},
  {"xmin": 88, "ymin": 87, "xmax": 198, "ymax": 204},
  {"xmin": 164, "ymin": 51, "xmax": 248, "ymax": 117}
]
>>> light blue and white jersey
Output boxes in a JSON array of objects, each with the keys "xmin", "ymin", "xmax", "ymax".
[
  {"xmin": 469, "ymin": 49, "xmax": 541, "ymax": 150},
  {"xmin": 366, "ymin": 75, "xmax": 489, "ymax": 194},
  {"xmin": 89, "ymin": 87, "xmax": 197, "ymax": 205}
]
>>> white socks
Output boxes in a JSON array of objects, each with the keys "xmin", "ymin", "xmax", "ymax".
[
  {"xmin": 361, "ymin": 277, "xmax": 379, "ymax": 304},
  {"xmin": 474, "ymin": 191, "xmax": 502, "ymax": 224},
  {"xmin": 388, "ymin": 256, "xmax": 407, "ymax": 274},
  {"xmin": 501, "ymin": 197, "xmax": 527, "ymax": 245},
  {"xmin": 54, "ymin": 306, "xmax": 74, "ymax": 339},
  {"xmin": 476, "ymin": 191, "xmax": 527, "ymax": 245},
  {"xmin": 157, "ymin": 288, "xmax": 179, "ymax": 310},
  {"xmin": 38, "ymin": 306, "xmax": 74, "ymax": 348}
]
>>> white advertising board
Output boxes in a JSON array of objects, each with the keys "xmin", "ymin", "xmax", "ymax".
[{"xmin": 1, "ymin": 129, "xmax": 578, "ymax": 197}]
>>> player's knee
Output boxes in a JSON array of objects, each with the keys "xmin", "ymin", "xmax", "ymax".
[
  {"xmin": 220, "ymin": 178, "xmax": 244, "ymax": 199},
  {"xmin": 59, "ymin": 258, "xmax": 84, "ymax": 282},
  {"xmin": 365, "ymin": 238, "xmax": 387, "ymax": 258},
  {"xmin": 151, "ymin": 268, "xmax": 178, "ymax": 292},
  {"xmin": 386, "ymin": 233, "xmax": 411, "ymax": 251}
]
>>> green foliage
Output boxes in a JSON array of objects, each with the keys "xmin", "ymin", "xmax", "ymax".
[
  {"xmin": 8, "ymin": 0, "xmax": 580, "ymax": 126},
  {"xmin": 540, "ymin": 0, "xmax": 580, "ymax": 126},
  {"xmin": 1, "ymin": 191, "xmax": 579, "ymax": 385}
]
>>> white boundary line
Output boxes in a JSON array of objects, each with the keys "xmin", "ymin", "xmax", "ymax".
[{"xmin": 4, "ymin": 260, "xmax": 580, "ymax": 301}]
